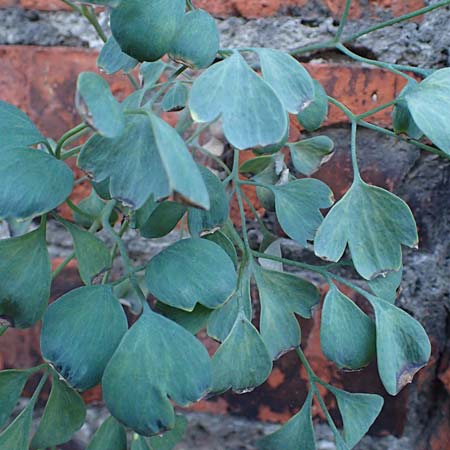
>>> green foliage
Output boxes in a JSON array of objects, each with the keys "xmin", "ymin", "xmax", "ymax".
[{"xmin": 0, "ymin": 0, "xmax": 444, "ymax": 447}]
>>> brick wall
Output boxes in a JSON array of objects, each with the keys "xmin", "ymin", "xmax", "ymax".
[{"xmin": 1, "ymin": 1, "xmax": 450, "ymax": 449}]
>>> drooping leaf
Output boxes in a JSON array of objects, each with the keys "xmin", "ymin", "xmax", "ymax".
[
  {"xmin": 155, "ymin": 302, "xmax": 211, "ymax": 335},
  {"xmin": 140, "ymin": 201, "xmax": 186, "ymax": 239},
  {"xmin": 289, "ymin": 136, "xmax": 335, "ymax": 176},
  {"xmin": 97, "ymin": 36, "xmax": 138, "ymax": 75},
  {"xmin": 0, "ymin": 101, "xmax": 46, "ymax": 150},
  {"xmin": 239, "ymin": 155, "xmax": 273, "ymax": 176},
  {"xmin": 140, "ymin": 61, "xmax": 166, "ymax": 88},
  {"xmin": 86, "ymin": 416, "xmax": 127, "ymax": 450},
  {"xmin": 0, "ymin": 370, "xmax": 29, "ymax": 428},
  {"xmin": 0, "ymin": 224, "xmax": 51, "ymax": 328},
  {"xmin": 297, "ymin": 79, "xmax": 328, "ymax": 132},
  {"xmin": 368, "ymin": 296, "xmax": 431, "ymax": 395},
  {"xmin": 30, "ymin": 376, "xmax": 86, "ymax": 449},
  {"xmin": 254, "ymin": 266, "xmax": 320, "ymax": 360},
  {"xmin": 405, "ymin": 68, "xmax": 450, "ymax": 153},
  {"xmin": 256, "ymin": 48, "xmax": 315, "ymax": 114},
  {"xmin": 202, "ymin": 231, "xmax": 238, "ymax": 268},
  {"xmin": 392, "ymin": 81, "xmax": 422, "ymax": 139},
  {"xmin": 76, "ymin": 72, "xmax": 125, "ymax": 138},
  {"xmin": 320, "ymin": 286, "xmax": 376, "ymax": 370},
  {"xmin": 161, "ymin": 83, "xmax": 189, "ymax": 112},
  {"xmin": 169, "ymin": 9, "xmax": 220, "ymax": 69},
  {"xmin": 257, "ymin": 392, "xmax": 316, "ymax": 450},
  {"xmin": 273, "ymin": 178, "xmax": 334, "ymax": 247},
  {"xmin": 314, "ymin": 179, "xmax": 418, "ymax": 280},
  {"xmin": 146, "ymin": 238, "xmax": 237, "ymax": 311},
  {"xmin": 61, "ymin": 219, "xmax": 112, "ymax": 285},
  {"xmin": 189, "ymin": 51, "xmax": 288, "ymax": 150},
  {"xmin": 188, "ymin": 166, "xmax": 229, "ymax": 235},
  {"xmin": 102, "ymin": 306, "xmax": 211, "ymax": 436},
  {"xmin": 211, "ymin": 312, "xmax": 272, "ymax": 394},
  {"xmin": 0, "ymin": 147, "xmax": 73, "ymax": 220},
  {"xmin": 78, "ymin": 112, "xmax": 209, "ymax": 210},
  {"xmin": 327, "ymin": 385, "xmax": 384, "ymax": 448},
  {"xmin": 110, "ymin": 0, "xmax": 185, "ymax": 62},
  {"xmin": 207, "ymin": 263, "xmax": 252, "ymax": 342},
  {"xmin": 41, "ymin": 285, "xmax": 128, "ymax": 391},
  {"xmin": 252, "ymin": 125, "xmax": 289, "ymax": 155},
  {"xmin": 147, "ymin": 415, "xmax": 187, "ymax": 450},
  {"xmin": 72, "ymin": 189, "xmax": 117, "ymax": 229},
  {"xmin": 368, "ymin": 267, "xmax": 402, "ymax": 304}
]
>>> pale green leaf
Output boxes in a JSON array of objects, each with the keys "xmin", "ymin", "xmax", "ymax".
[
  {"xmin": 97, "ymin": 36, "xmax": 138, "ymax": 75},
  {"xmin": 86, "ymin": 416, "xmax": 127, "ymax": 450},
  {"xmin": 289, "ymin": 136, "xmax": 335, "ymax": 176},
  {"xmin": 162, "ymin": 83, "xmax": 189, "ymax": 112},
  {"xmin": 140, "ymin": 201, "xmax": 186, "ymax": 239},
  {"xmin": 297, "ymin": 80, "xmax": 328, "ymax": 132},
  {"xmin": 202, "ymin": 231, "xmax": 238, "ymax": 268},
  {"xmin": 147, "ymin": 415, "xmax": 187, "ymax": 450},
  {"xmin": 155, "ymin": 303, "xmax": 211, "ymax": 335},
  {"xmin": 392, "ymin": 81, "xmax": 422, "ymax": 139},
  {"xmin": 368, "ymin": 267, "xmax": 402, "ymax": 304}
]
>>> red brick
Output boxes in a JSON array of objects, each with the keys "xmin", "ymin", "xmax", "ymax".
[
  {"xmin": 20, "ymin": 0, "xmax": 71, "ymax": 10},
  {"xmin": 0, "ymin": 0, "xmax": 18, "ymax": 7}
]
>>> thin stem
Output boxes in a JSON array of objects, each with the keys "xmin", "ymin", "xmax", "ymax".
[
  {"xmin": 60, "ymin": 0, "xmax": 82, "ymax": 13},
  {"xmin": 0, "ymin": 326, "xmax": 7, "ymax": 337},
  {"xmin": 65, "ymin": 199, "xmax": 96, "ymax": 220},
  {"xmin": 102, "ymin": 219, "xmax": 129, "ymax": 284},
  {"xmin": 345, "ymin": 0, "xmax": 450, "ymax": 42},
  {"xmin": 61, "ymin": 145, "xmax": 83, "ymax": 161},
  {"xmin": 240, "ymin": 189, "xmax": 273, "ymax": 239},
  {"xmin": 289, "ymin": 40, "xmax": 337, "ymax": 56},
  {"xmin": 55, "ymin": 123, "xmax": 89, "ymax": 159},
  {"xmin": 327, "ymin": 96, "xmax": 355, "ymax": 120},
  {"xmin": 190, "ymin": 145, "xmax": 231, "ymax": 174},
  {"xmin": 224, "ymin": 218, "xmax": 246, "ymax": 254},
  {"xmin": 355, "ymin": 99, "xmax": 396, "ymax": 120},
  {"xmin": 350, "ymin": 121, "xmax": 362, "ymax": 182},
  {"xmin": 41, "ymin": 140, "xmax": 55, "ymax": 156},
  {"xmin": 81, "ymin": 5, "xmax": 107, "ymax": 42},
  {"xmin": 335, "ymin": 0, "xmax": 353, "ymax": 41},
  {"xmin": 111, "ymin": 264, "xmax": 147, "ymax": 286}
]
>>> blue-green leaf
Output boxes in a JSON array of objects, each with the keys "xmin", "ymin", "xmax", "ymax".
[
  {"xmin": 146, "ymin": 238, "xmax": 237, "ymax": 311},
  {"xmin": 155, "ymin": 303, "xmax": 211, "ymax": 335},
  {"xmin": 0, "ymin": 147, "xmax": 73, "ymax": 220},
  {"xmin": 132, "ymin": 435, "xmax": 151, "ymax": 450},
  {"xmin": 211, "ymin": 312, "xmax": 272, "ymax": 394},
  {"xmin": 0, "ymin": 370, "xmax": 29, "ymax": 428},
  {"xmin": 0, "ymin": 397, "xmax": 34, "ymax": 450},
  {"xmin": 392, "ymin": 81, "xmax": 422, "ymax": 140},
  {"xmin": 78, "ymin": 112, "xmax": 209, "ymax": 210},
  {"xmin": 140, "ymin": 201, "xmax": 186, "ymax": 239},
  {"xmin": 30, "ymin": 376, "xmax": 86, "ymax": 449},
  {"xmin": 368, "ymin": 267, "xmax": 402, "ymax": 304},
  {"xmin": 0, "ymin": 101, "xmax": 45, "ymax": 150},
  {"xmin": 320, "ymin": 286, "xmax": 376, "ymax": 370},
  {"xmin": 254, "ymin": 266, "xmax": 320, "ymax": 360},
  {"xmin": 368, "ymin": 296, "xmax": 431, "ymax": 395},
  {"xmin": 86, "ymin": 417, "xmax": 127, "ymax": 450},
  {"xmin": 405, "ymin": 68, "xmax": 450, "ymax": 153},
  {"xmin": 297, "ymin": 80, "xmax": 328, "ymax": 132},
  {"xmin": 0, "ymin": 224, "xmax": 50, "ymax": 328},
  {"xmin": 140, "ymin": 61, "xmax": 166, "ymax": 88},
  {"xmin": 256, "ymin": 49, "xmax": 315, "ymax": 114},
  {"xmin": 273, "ymin": 179, "xmax": 334, "ymax": 247},
  {"xmin": 161, "ymin": 83, "xmax": 189, "ymax": 112},
  {"xmin": 97, "ymin": 36, "xmax": 138, "ymax": 75},
  {"xmin": 41, "ymin": 285, "xmax": 128, "ymax": 391},
  {"xmin": 102, "ymin": 307, "xmax": 211, "ymax": 436},
  {"xmin": 147, "ymin": 415, "xmax": 187, "ymax": 450},
  {"xmin": 257, "ymin": 392, "xmax": 316, "ymax": 450},
  {"xmin": 289, "ymin": 136, "xmax": 335, "ymax": 176},
  {"xmin": 314, "ymin": 180, "xmax": 418, "ymax": 280},
  {"xmin": 202, "ymin": 231, "xmax": 238, "ymax": 268},
  {"xmin": 189, "ymin": 52, "xmax": 288, "ymax": 150}
]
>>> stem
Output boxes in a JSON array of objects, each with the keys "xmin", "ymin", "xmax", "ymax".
[
  {"xmin": 81, "ymin": 5, "xmax": 107, "ymax": 42},
  {"xmin": 55, "ymin": 123, "xmax": 89, "ymax": 159},
  {"xmin": 65, "ymin": 199, "xmax": 96, "ymax": 220},
  {"xmin": 60, "ymin": 0, "xmax": 82, "ymax": 13},
  {"xmin": 224, "ymin": 218, "xmax": 246, "ymax": 254},
  {"xmin": 61, "ymin": 145, "xmax": 83, "ymax": 161},
  {"xmin": 327, "ymin": 96, "xmax": 355, "ymax": 120},
  {"xmin": 355, "ymin": 99, "xmax": 396, "ymax": 120},
  {"xmin": 350, "ymin": 121, "xmax": 362, "ymax": 182},
  {"xmin": 111, "ymin": 264, "xmax": 147, "ymax": 286},
  {"xmin": 335, "ymin": 0, "xmax": 353, "ymax": 41},
  {"xmin": 102, "ymin": 219, "xmax": 129, "ymax": 284},
  {"xmin": 345, "ymin": 0, "xmax": 450, "ymax": 42},
  {"xmin": 240, "ymin": 189, "xmax": 273, "ymax": 239},
  {"xmin": 190, "ymin": 145, "xmax": 231, "ymax": 174},
  {"xmin": 289, "ymin": 40, "xmax": 337, "ymax": 56}
]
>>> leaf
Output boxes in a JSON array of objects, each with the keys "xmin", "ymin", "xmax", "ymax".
[
  {"xmin": 7, "ymin": 218, "xmax": 32, "ymax": 237},
  {"xmin": 0, "ymin": 147, "xmax": 73, "ymax": 220},
  {"xmin": 41, "ymin": 285, "xmax": 128, "ymax": 391},
  {"xmin": 239, "ymin": 155, "xmax": 273, "ymax": 176},
  {"xmin": 289, "ymin": 136, "xmax": 335, "ymax": 176},
  {"xmin": 76, "ymin": 72, "xmax": 125, "ymax": 138},
  {"xmin": 256, "ymin": 48, "xmax": 315, "ymax": 114},
  {"xmin": 297, "ymin": 79, "xmax": 328, "ymax": 132},
  {"xmin": 202, "ymin": 231, "xmax": 238, "ymax": 268},
  {"xmin": 82, "ymin": 0, "xmax": 121, "ymax": 6},
  {"xmin": 0, "ymin": 100, "xmax": 45, "ymax": 150},
  {"xmin": 140, "ymin": 61, "xmax": 166, "ymax": 88},
  {"xmin": 30, "ymin": 376, "xmax": 86, "ymax": 449},
  {"xmin": 188, "ymin": 166, "xmax": 229, "ymax": 235},
  {"xmin": 257, "ymin": 392, "xmax": 316, "ymax": 450},
  {"xmin": 405, "ymin": 68, "xmax": 450, "ymax": 153},
  {"xmin": 102, "ymin": 306, "xmax": 211, "ymax": 436},
  {"xmin": 392, "ymin": 81, "xmax": 422, "ymax": 139},
  {"xmin": 61, "ymin": 220, "xmax": 112, "ymax": 285},
  {"xmin": 86, "ymin": 416, "xmax": 127, "ymax": 450},
  {"xmin": 72, "ymin": 189, "xmax": 116, "ymax": 229},
  {"xmin": 140, "ymin": 201, "xmax": 186, "ymax": 239},
  {"xmin": 327, "ymin": 386, "xmax": 384, "ymax": 448},
  {"xmin": 97, "ymin": 36, "xmax": 138, "ymax": 75},
  {"xmin": 147, "ymin": 415, "xmax": 187, "ymax": 450},
  {"xmin": 368, "ymin": 267, "xmax": 402, "ymax": 304},
  {"xmin": 0, "ymin": 224, "xmax": 50, "ymax": 328},
  {"xmin": 146, "ymin": 238, "xmax": 237, "ymax": 311},
  {"xmin": 155, "ymin": 303, "xmax": 211, "ymax": 335},
  {"xmin": 211, "ymin": 312, "xmax": 272, "ymax": 394},
  {"xmin": 314, "ymin": 180, "xmax": 418, "ymax": 280},
  {"xmin": 78, "ymin": 112, "xmax": 209, "ymax": 210},
  {"xmin": 254, "ymin": 266, "xmax": 320, "ymax": 360},
  {"xmin": 132, "ymin": 435, "xmax": 151, "ymax": 450},
  {"xmin": 258, "ymin": 239, "xmax": 283, "ymax": 272},
  {"xmin": 273, "ymin": 178, "xmax": 334, "ymax": 247},
  {"xmin": 189, "ymin": 51, "xmax": 288, "ymax": 150},
  {"xmin": 0, "ymin": 370, "xmax": 29, "ymax": 428},
  {"xmin": 169, "ymin": 9, "xmax": 220, "ymax": 69},
  {"xmin": 320, "ymin": 286, "xmax": 376, "ymax": 370},
  {"xmin": 368, "ymin": 296, "xmax": 431, "ymax": 395},
  {"xmin": 161, "ymin": 83, "xmax": 189, "ymax": 112}
]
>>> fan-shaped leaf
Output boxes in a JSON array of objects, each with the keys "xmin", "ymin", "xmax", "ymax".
[
  {"xmin": 41, "ymin": 285, "xmax": 128, "ymax": 391},
  {"xmin": 189, "ymin": 52, "xmax": 288, "ymax": 150},
  {"xmin": 146, "ymin": 238, "xmax": 237, "ymax": 311},
  {"xmin": 289, "ymin": 136, "xmax": 335, "ymax": 176},
  {"xmin": 314, "ymin": 180, "xmax": 418, "ymax": 280},
  {"xmin": 86, "ymin": 416, "xmax": 127, "ymax": 450},
  {"xmin": 102, "ymin": 307, "xmax": 211, "ymax": 436}
]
